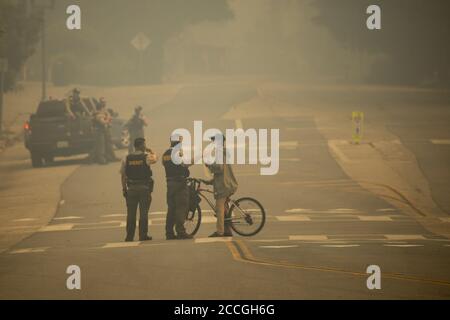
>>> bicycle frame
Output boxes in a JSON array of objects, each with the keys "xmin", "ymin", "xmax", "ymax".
[{"xmin": 190, "ymin": 179, "xmax": 249, "ymax": 223}]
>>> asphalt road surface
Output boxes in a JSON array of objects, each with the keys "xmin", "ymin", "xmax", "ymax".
[{"xmin": 0, "ymin": 83, "xmax": 449, "ymax": 299}]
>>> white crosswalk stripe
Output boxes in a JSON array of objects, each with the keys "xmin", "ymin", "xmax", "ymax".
[
  {"xmin": 430, "ymin": 139, "xmax": 450, "ymax": 145},
  {"xmin": 10, "ymin": 247, "xmax": 50, "ymax": 254},
  {"xmin": 39, "ymin": 224, "xmax": 74, "ymax": 232},
  {"xmin": 54, "ymin": 216, "xmax": 83, "ymax": 221}
]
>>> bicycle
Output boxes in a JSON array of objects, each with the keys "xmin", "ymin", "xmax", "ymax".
[{"xmin": 184, "ymin": 178, "xmax": 266, "ymax": 237}]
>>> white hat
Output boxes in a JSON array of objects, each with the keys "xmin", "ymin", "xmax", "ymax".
[{"xmin": 170, "ymin": 133, "xmax": 182, "ymax": 142}]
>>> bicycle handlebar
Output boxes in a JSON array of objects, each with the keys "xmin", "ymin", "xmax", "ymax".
[{"xmin": 187, "ymin": 178, "xmax": 210, "ymax": 189}]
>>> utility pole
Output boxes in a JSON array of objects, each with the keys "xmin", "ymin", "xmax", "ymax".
[
  {"xmin": 41, "ymin": 9, "xmax": 47, "ymax": 101},
  {"xmin": 0, "ymin": 27, "xmax": 6, "ymax": 135},
  {"xmin": 0, "ymin": 63, "xmax": 4, "ymax": 135},
  {"xmin": 31, "ymin": 0, "xmax": 55, "ymax": 102}
]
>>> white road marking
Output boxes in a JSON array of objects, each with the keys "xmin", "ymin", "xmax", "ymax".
[
  {"xmin": 384, "ymin": 235, "xmax": 426, "ymax": 241},
  {"xmin": 54, "ymin": 216, "xmax": 83, "ymax": 221},
  {"xmin": 249, "ymin": 239, "xmax": 288, "ymax": 243},
  {"xmin": 285, "ymin": 208, "xmax": 311, "ymax": 213},
  {"xmin": 276, "ymin": 215, "xmax": 311, "ymax": 222},
  {"xmin": 285, "ymin": 209, "xmax": 364, "ymax": 214},
  {"xmin": 150, "ymin": 211, "xmax": 167, "ymax": 215},
  {"xmin": 439, "ymin": 218, "xmax": 450, "ymax": 223},
  {"xmin": 260, "ymin": 245, "xmax": 299, "ymax": 249},
  {"xmin": 75, "ymin": 220, "xmax": 125, "ymax": 226},
  {"xmin": 13, "ymin": 218, "xmax": 37, "ymax": 223},
  {"xmin": 10, "ymin": 247, "xmax": 50, "ymax": 254},
  {"xmin": 102, "ymin": 212, "xmax": 170, "ymax": 218},
  {"xmin": 289, "ymin": 235, "xmax": 328, "ymax": 241},
  {"xmin": 195, "ymin": 237, "xmax": 232, "ymax": 244},
  {"xmin": 384, "ymin": 244, "xmax": 424, "ymax": 248},
  {"xmin": 59, "ymin": 200, "xmax": 65, "ymax": 206},
  {"xmin": 321, "ymin": 245, "xmax": 360, "ymax": 248},
  {"xmin": 39, "ymin": 224, "xmax": 74, "ymax": 232},
  {"xmin": 147, "ymin": 216, "xmax": 216, "ymax": 224},
  {"xmin": 334, "ymin": 208, "xmax": 358, "ymax": 212},
  {"xmin": 101, "ymin": 214, "xmax": 126, "ymax": 218},
  {"xmin": 328, "ymin": 140, "xmax": 352, "ymax": 163},
  {"xmin": 431, "ymin": 139, "xmax": 450, "ymax": 145},
  {"xmin": 357, "ymin": 216, "xmax": 393, "ymax": 222},
  {"xmin": 377, "ymin": 208, "xmax": 397, "ymax": 212},
  {"xmin": 102, "ymin": 242, "xmax": 141, "ymax": 249},
  {"xmin": 280, "ymin": 141, "xmax": 299, "ymax": 150}
]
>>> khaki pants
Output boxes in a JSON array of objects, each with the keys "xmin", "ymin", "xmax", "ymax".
[{"xmin": 215, "ymin": 197, "xmax": 227, "ymax": 235}]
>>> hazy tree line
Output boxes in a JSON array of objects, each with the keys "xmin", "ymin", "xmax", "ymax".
[
  {"xmin": 45, "ymin": 0, "xmax": 233, "ymax": 86},
  {"xmin": 312, "ymin": 0, "xmax": 450, "ymax": 86},
  {"xmin": 1, "ymin": 0, "xmax": 450, "ymax": 90},
  {"xmin": 0, "ymin": 0, "xmax": 42, "ymax": 91},
  {"xmin": 1, "ymin": 0, "xmax": 232, "ymax": 90}
]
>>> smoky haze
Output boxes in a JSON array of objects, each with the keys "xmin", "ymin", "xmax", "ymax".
[
  {"xmin": 20, "ymin": 0, "xmax": 373, "ymax": 86},
  {"xmin": 1, "ymin": 0, "xmax": 441, "ymax": 88}
]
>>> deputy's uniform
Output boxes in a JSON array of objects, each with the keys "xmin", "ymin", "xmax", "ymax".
[
  {"xmin": 120, "ymin": 151, "xmax": 156, "ymax": 240},
  {"xmin": 126, "ymin": 114, "xmax": 147, "ymax": 154},
  {"xmin": 104, "ymin": 111, "xmax": 118, "ymax": 162},
  {"xmin": 162, "ymin": 147, "xmax": 190, "ymax": 238},
  {"xmin": 92, "ymin": 110, "xmax": 108, "ymax": 164}
]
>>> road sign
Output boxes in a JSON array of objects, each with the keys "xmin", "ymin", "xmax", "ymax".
[
  {"xmin": 0, "ymin": 59, "xmax": 8, "ymax": 72},
  {"xmin": 131, "ymin": 32, "xmax": 151, "ymax": 52},
  {"xmin": 352, "ymin": 111, "xmax": 364, "ymax": 144}
]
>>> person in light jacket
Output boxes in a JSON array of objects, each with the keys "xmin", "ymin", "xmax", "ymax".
[{"xmin": 204, "ymin": 134, "xmax": 238, "ymax": 238}]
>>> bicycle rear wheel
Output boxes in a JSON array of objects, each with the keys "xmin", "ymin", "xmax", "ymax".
[
  {"xmin": 229, "ymin": 197, "xmax": 265, "ymax": 237},
  {"xmin": 184, "ymin": 205, "xmax": 202, "ymax": 237}
]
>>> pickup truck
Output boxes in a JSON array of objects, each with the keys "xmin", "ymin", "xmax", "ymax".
[{"xmin": 24, "ymin": 98, "xmax": 129, "ymax": 168}]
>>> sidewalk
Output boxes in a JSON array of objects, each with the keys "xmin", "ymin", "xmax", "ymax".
[
  {"xmin": 0, "ymin": 144, "xmax": 80, "ymax": 253},
  {"xmin": 223, "ymin": 81, "xmax": 450, "ymax": 238}
]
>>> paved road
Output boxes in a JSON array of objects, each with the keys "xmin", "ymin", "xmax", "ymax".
[{"xmin": 0, "ymin": 83, "xmax": 449, "ymax": 299}]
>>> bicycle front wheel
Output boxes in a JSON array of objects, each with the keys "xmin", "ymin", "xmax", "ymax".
[
  {"xmin": 229, "ymin": 197, "xmax": 266, "ymax": 237},
  {"xmin": 185, "ymin": 205, "xmax": 202, "ymax": 237}
]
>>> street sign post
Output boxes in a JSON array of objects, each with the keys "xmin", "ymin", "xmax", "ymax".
[
  {"xmin": 131, "ymin": 32, "xmax": 151, "ymax": 52},
  {"xmin": 0, "ymin": 58, "xmax": 8, "ymax": 135},
  {"xmin": 131, "ymin": 33, "xmax": 151, "ymax": 83},
  {"xmin": 352, "ymin": 111, "xmax": 364, "ymax": 144}
]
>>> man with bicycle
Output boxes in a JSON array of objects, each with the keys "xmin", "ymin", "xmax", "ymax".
[{"xmin": 203, "ymin": 134, "xmax": 238, "ymax": 238}]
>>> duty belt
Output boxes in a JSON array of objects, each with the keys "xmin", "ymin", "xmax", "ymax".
[
  {"xmin": 127, "ymin": 179, "xmax": 152, "ymax": 186},
  {"xmin": 166, "ymin": 176, "xmax": 187, "ymax": 182}
]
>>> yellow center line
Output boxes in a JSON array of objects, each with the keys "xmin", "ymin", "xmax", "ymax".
[{"xmin": 226, "ymin": 240, "xmax": 450, "ymax": 287}]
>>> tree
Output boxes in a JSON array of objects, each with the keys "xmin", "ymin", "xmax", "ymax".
[
  {"xmin": 311, "ymin": 0, "xmax": 450, "ymax": 86},
  {"xmin": 0, "ymin": 0, "xmax": 42, "ymax": 91}
]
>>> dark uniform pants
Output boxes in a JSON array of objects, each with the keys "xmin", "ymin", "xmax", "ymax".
[
  {"xmin": 166, "ymin": 181, "xmax": 188, "ymax": 236},
  {"xmin": 104, "ymin": 127, "xmax": 117, "ymax": 161},
  {"xmin": 126, "ymin": 186, "xmax": 152, "ymax": 239},
  {"xmin": 93, "ymin": 128, "xmax": 106, "ymax": 164}
]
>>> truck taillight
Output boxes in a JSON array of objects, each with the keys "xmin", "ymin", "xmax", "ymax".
[{"xmin": 24, "ymin": 122, "xmax": 30, "ymax": 131}]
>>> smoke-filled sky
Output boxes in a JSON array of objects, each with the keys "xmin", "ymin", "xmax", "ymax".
[
  {"xmin": 174, "ymin": 0, "xmax": 351, "ymax": 77},
  {"xmin": 20, "ymin": 0, "xmax": 449, "ymax": 86}
]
